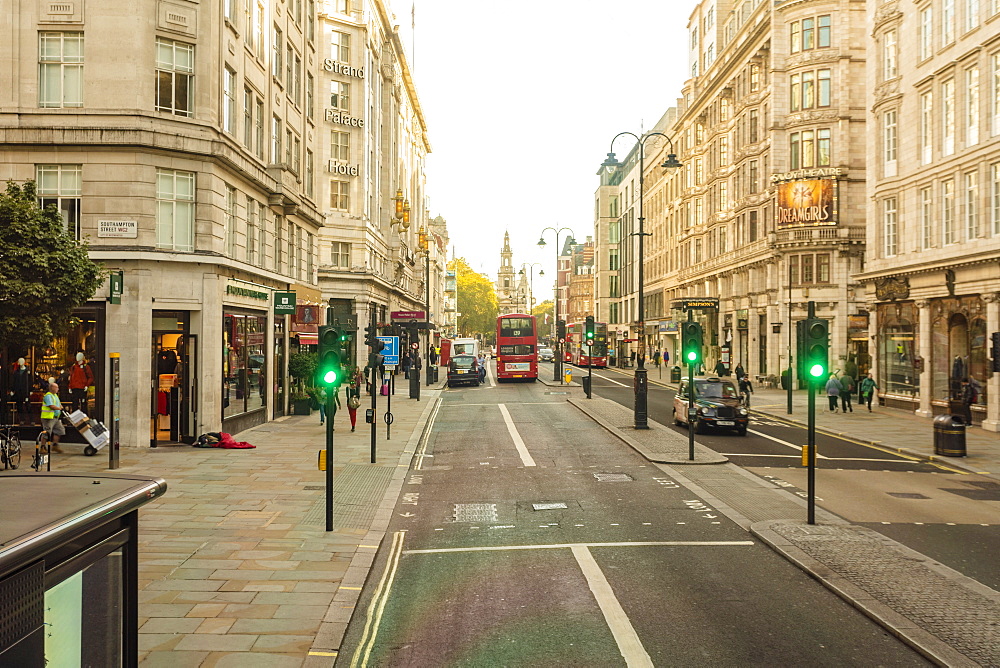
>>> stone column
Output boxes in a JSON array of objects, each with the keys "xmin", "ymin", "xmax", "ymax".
[
  {"xmin": 983, "ymin": 292, "xmax": 1000, "ymax": 432},
  {"xmin": 915, "ymin": 299, "xmax": 933, "ymax": 418},
  {"xmin": 200, "ymin": 272, "xmax": 223, "ymax": 436},
  {"xmin": 105, "ymin": 267, "xmax": 152, "ymax": 449}
]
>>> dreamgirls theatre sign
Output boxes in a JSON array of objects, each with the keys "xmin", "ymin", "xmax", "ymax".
[{"xmin": 771, "ymin": 167, "xmax": 843, "ymax": 228}]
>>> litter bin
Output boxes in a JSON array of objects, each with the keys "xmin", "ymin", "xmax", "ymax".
[
  {"xmin": 582, "ymin": 375, "xmax": 592, "ymax": 398},
  {"xmin": 670, "ymin": 366, "xmax": 682, "ymax": 383},
  {"xmin": 933, "ymin": 414, "xmax": 966, "ymax": 457}
]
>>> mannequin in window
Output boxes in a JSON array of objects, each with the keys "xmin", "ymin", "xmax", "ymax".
[
  {"xmin": 68, "ymin": 352, "xmax": 95, "ymax": 413},
  {"xmin": 11, "ymin": 358, "xmax": 32, "ymax": 425},
  {"xmin": 951, "ymin": 356, "xmax": 965, "ymax": 399}
]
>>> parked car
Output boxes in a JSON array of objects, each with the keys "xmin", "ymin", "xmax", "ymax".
[
  {"xmin": 538, "ymin": 347, "xmax": 555, "ymax": 362},
  {"xmin": 672, "ymin": 376, "xmax": 749, "ymax": 435},
  {"xmin": 447, "ymin": 354, "xmax": 481, "ymax": 388}
]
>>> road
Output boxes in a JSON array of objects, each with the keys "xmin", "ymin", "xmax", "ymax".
[
  {"xmin": 337, "ymin": 369, "xmax": 929, "ymax": 666},
  {"xmin": 583, "ymin": 364, "xmax": 1000, "ymax": 590}
]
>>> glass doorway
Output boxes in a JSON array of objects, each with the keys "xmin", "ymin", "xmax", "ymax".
[{"xmin": 150, "ymin": 311, "xmax": 195, "ymax": 446}]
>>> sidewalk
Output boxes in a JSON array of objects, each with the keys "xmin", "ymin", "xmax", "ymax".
[
  {"xmin": 603, "ymin": 365, "xmax": 1000, "ymax": 479},
  {"xmin": 39, "ymin": 385, "xmax": 440, "ymax": 667}
]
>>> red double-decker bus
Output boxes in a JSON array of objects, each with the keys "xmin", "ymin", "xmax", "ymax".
[
  {"xmin": 496, "ymin": 313, "xmax": 538, "ymax": 381},
  {"xmin": 565, "ymin": 321, "xmax": 609, "ymax": 368}
]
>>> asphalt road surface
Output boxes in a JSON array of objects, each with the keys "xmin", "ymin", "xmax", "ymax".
[
  {"xmin": 585, "ymin": 365, "xmax": 1000, "ymax": 591},
  {"xmin": 337, "ymin": 369, "xmax": 929, "ymax": 667}
]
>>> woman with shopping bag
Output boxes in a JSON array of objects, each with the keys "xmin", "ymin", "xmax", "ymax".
[{"xmin": 347, "ymin": 366, "xmax": 363, "ymax": 432}]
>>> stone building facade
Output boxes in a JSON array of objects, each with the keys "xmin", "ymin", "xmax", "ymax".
[{"xmin": 857, "ymin": 0, "xmax": 1000, "ymax": 430}]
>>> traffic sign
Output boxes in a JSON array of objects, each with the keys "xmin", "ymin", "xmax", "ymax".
[{"xmin": 377, "ymin": 336, "xmax": 400, "ymax": 365}]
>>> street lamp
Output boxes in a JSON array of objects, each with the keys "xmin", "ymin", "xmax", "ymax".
[
  {"xmin": 417, "ymin": 223, "xmax": 433, "ymax": 385},
  {"xmin": 538, "ymin": 228, "xmax": 575, "ymax": 382},
  {"xmin": 519, "ymin": 263, "xmax": 544, "ymax": 316},
  {"xmin": 600, "ymin": 131, "xmax": 682, "ymax": 429},
  {"xmin": 391, "ymin": 188, "xmax": 410, "ymax": 231}
]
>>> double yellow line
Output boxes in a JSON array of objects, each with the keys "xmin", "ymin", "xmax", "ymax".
[{"xmin": 350, "ymin": 530, "xmax": 407, "ymax": 668}]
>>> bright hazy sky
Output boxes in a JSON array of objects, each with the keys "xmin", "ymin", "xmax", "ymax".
[{"xmin": 393, "ymin": 1, "xmax": 692, "ymax": 301}]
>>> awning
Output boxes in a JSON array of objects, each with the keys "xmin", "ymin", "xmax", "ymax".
[{"xmin": 297, "ymin": 333, "xmax": 318, "ymax": 345}]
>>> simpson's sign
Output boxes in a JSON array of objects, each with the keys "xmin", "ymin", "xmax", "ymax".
[{"xmin": 776, "ymin": 179, "xmax": 836, "ymax": 227}]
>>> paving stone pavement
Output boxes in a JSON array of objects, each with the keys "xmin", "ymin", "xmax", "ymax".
[{"xmin": 39, "ymin": 382, "xmax": 440, "ymax": 667}]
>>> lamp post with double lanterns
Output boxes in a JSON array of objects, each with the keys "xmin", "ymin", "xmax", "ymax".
[
  {"xmin": 537, "ymin": 227, "xmax": 576, "ymax": 382},
  {"xmin": 519, "ymin": 263, "xmax": 544, "ymax": 316},
  {"xmin": 600, "ymin": 132, "xmax": 682, "ymax": 429},
  {"xmin": 417, "ymin": 223, "xmax": 436, "ymax": 386}
]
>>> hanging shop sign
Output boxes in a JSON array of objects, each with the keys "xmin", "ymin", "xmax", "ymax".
[
  {"xmin": 848, "ymin": 314, "xmax": 869, "ymax": 329},
  {"xmin": 324, "ymin": 109, "xmax": 364, "ymax": 127},
  {"xmin": 292, "ymin": 305, "xmax": 320, "ymax": 333},
  {"xmin": 273, "ymin": 291, "xmax": 296, "ymax": 315},
  {"xmin": 108, "ymin": 271, "xmax": 123, "ymax": 304},
  {"xmin": 391, "ymin": 310, "xmax": 426, "ymax": 321},
  {"xmin": 776, "ymin": 179, "xmax": 837, "ymax": 227},
  {"xmin": 671, "ymin": 297, "xmax": 720, "ymax": 311},
  {"xmin": 327, "ymin": 161, "xmax": 359, "ymax": 175},
  {"xmin": 97, "ymin": 219, "xmax": 138, "ymax": 238},
  {"xmin": 874, "ymin": 276, "xmax": 910, "ymax": 301}
]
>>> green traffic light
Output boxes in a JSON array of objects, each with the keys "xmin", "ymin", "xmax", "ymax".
[
  {"xmin": 686, "ymin": 351, "xmax": 697, "ymax": 362},
  {"xmin": 323, "ymin": 370, "xmax": 337, "ymax": 384},
  {"xmin": 808, "ymin": 363, "xmax": 825, "ymax": 378}
]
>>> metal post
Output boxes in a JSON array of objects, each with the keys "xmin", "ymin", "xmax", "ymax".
[
  {"xmin": 634, "ymin": 140, "xmax": 649, "ymax": 430},
  {"xmin": 325, "ymin": 387, "xmax": 334, "ymax": 531},
  {"xmin": 688, "ymin": 356, "xmax": 696, "ymax": 461},
  {"xmin": 370, "ymin": 364, "xmax": 377, "ymax": 463},
  {"xmin": 109, "ymin": 353, "xmax": 121, "ymax": 470},
  {"xmin": 386, "ymin": 369, "xmax": 392, "ymax": 441},
  {"xmin": 807, "ymin": 300, "xmax": 816, "ymax": 524},
  {"xmin": 587, "ymin": 341, "xmax": 593, "ymax": 399},
  {"xmin": 787, "ymin": 257, "xmax": 794, "ymax": 414}
]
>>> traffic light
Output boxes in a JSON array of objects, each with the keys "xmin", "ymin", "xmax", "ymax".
[
  {"xmin": 584, "ymin": 315, "xmax": 595, "ymax": 345},
  {"xmin": 991, "ymin": 331, "xmax": 1000, "ymax": 372},
  {"xmin": 804, "ymin": 318, "xmax": 829, "ymax": 381},
  {"xmin": 681, "ymin": 321, "xmax": 703, "ymax": 366},
  {"xmin": 318, "ymin": 325, "xmax": 344, "ymax": 386},
  {"xmin": 363, "ymin": 323, "xmax": 376, "ymax": 347},
  {"xmin": 557, "ymin": 319, "xmax": 566, "ymax": 340},
  {"xmin": 796, "ymin": 319, "xmax": 809, "ymax": 378}
]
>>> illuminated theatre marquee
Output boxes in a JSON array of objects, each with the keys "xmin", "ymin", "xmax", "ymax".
[{"xmin": 776, "ymin": 178, "xmax": 837, "ymax": 228}]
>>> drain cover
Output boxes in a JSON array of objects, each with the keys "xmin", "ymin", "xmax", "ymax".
[
  {"xmin": 594, "ymin": 473, "xmax": 634, "ymax": 482},
  {"xmin": 886, "ymin": 492, "xmax": 930, "ymax": 499},
  {"xmin": 532, "ymin": 502, "xmax": 568, "ymax": 511},
  {"xmin": 303, "ymin": 485, "xmax": 324, "ymax": 490},
  {"xmin": 454, "ymin": 503, "xmax": 498, "ymax": 522}
]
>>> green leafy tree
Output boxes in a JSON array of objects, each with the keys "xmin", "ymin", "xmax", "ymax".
[
  {"xmin": 0, "ymin": 181, "xmax": 103, "ymax": 349},
  {"xmin": 450, "ymin": 257, "xmax": 498, "ymax": 338},
  {"xmin": 532, "ymin": 299, "xmax": 554, "ymax": 339}
]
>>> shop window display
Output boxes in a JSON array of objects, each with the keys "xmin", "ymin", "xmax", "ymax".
[
  {"xmin": 877, "ymin": 302, "xmax": 917, "ymax": 397},
  {"xmin": 223, "ymin": 312, "xmax": 267, "ymax": 420},
  {"xmin": 930, "ymin": 297, "xmax": 988, "ymax": 405}
]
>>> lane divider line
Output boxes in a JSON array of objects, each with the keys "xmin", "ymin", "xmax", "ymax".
[
  {"xmin": 498, "ymin": 403, "xmax": 536, "ymax": 467},
  {"xmin": 746, "ymin": 429, "xmax": 829, "ymax": 458},
  {"xmin": 593, "ymin": 373, "xmax": 629, "ymax": 387},
  {"xmin": 351, "ymin": 530, "xmax": 407, "ymax": 668},
  {"xmin": 572, "ymin": 545, "xmax": 654, "ymax": 668},
  {"xmin": 403, "ymin": 540, "xmax": 754, "ymax": 555},
  {"xmin": 413, "ymin": 397, "xmax": 443, "ymax": 471}
]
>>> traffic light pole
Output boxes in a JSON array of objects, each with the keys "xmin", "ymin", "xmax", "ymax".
[
  {"xmin": 325, "ymin": 389, "xmax": 335, "ymax": 532},
  {"xmin": 806, "ymin": 300, "xmax": 817, "ymax": 524},
  {"xmin": 587, "ymin": 341, "xmax": 593, "ymax": 399},
  {"xmin": 687, "ymin": 310, "xmax": 695, "ymax": 461}
]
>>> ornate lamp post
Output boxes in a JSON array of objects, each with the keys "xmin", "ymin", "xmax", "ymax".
[
  {"xmin": 600, "ymin": 132, "xmax": 682, "ymax": 429},
  {"xmin": 537, "ymin": 227, "xmax": 575, "ymax": 382},
  {"xmin": 519, "ymin": 263, "xmax": 544, "ymax": 316}
]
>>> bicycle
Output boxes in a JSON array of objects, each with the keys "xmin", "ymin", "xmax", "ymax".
[
  {"xmin": 0, "ymin": 424, "xmax": 21, "ymax": 470},
  {"xmin": 32, "ymin": 428, "xmax": 51, "ymax": 472}
]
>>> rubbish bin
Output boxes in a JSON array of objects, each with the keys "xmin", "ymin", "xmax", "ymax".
[
  {"xmin": 582, "ymin": 375, "xmax": 592, "ymax": 398},
  {"xmin": 933, "ymin": 414, "xmax": 966, "ymax": 457},
  {"xmin": 670, "ymin": 366, "xmax": 682, "ymax": 382}
]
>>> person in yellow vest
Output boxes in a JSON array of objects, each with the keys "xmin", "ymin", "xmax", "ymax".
[{"xmin": 41, "ymin": 382, "xmax": 65, "ymax": 453}]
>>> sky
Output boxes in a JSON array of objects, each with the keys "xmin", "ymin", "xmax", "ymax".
[{"xmin": 392, "ymin": 0, "xmax": 693, "ymax": 302}]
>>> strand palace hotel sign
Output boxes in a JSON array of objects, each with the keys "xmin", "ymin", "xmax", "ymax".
[{"xmin": 771, "ymin": 167, "xmax": 844, "ymax": 228}]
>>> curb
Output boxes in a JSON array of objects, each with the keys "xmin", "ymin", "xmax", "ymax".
[
  {"xmin": 751, "ymin": 521, "xmax": 983, "ymax": 668},
  {"xmin": 307, "ymin": 394, "xmax": 441, "ymax": 663},
  {"xmin": 567, "ymin": 397, "xmax": 727, "ymax": 465}
]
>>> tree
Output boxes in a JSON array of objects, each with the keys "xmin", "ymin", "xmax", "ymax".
[
  {"xmin": 449, "ymin": 257, "xmax": 498, "ymax": 338},
  {"xmin": 532, "ymin": 300, "xmax": 554, "ymax": 338},
  {"xmin": 0, "ymin": 181, "xmax": 104, "ymax": 350}
]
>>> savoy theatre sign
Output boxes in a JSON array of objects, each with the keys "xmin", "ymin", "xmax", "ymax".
[{"xmin": 772, "ymin": 167, "xmax": 843, "ymax": 228}]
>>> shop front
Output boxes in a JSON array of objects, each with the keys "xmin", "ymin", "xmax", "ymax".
[
  {"xmin": 150, "ymin": 310, "xmax": 196, "ymax": 446},
  {"xmin": 222, "ymin": 308, "xmax": 269, "ymax": 435}
]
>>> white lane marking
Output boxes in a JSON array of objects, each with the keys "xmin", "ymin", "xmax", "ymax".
[
  {"xmin": 449, "ymin": 402, "xmax": 566, "ymax": 406},
  {"xmin": 413, "ymin": 398, "xmax": 443, "ymax": 471},
  {"xmin": 498, "ymin": 403, "xmax": 536, "ymax": 467},
  {"xmin": 572, "ymin": 545, "xmax": 653, "ymax": 668},
  {"xmin": 747, "ymin": 429, "xmax": 830, "ymax": 459},
  {"xmin": 594, "ymin": 373, "xmax": 629, "ymax": 387},
  {"xmin": 488, "ymin": 360, "xmax": 496, "ymax": 387},
  {"xmin": 351, "ymin": 530, "xmax": 406, "ymax": 668},
  {"xmin": 403, "ymin": 540, "xmax": 754, "ymax": 554}
]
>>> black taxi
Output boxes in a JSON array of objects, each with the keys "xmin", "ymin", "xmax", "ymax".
[{"xmin": 672, "ymin": 376, "xmax": 749, "ymax": 435}]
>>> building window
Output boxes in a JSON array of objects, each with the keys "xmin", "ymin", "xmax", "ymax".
[
  {"xmin": 285, "ymin": 128, "xmax": 293, "ymax": 166},
  {"xmin": 790, "ymin": 128, "xmax": 831, "ymax": 170},
  {"xmin": 335, "ymin": 0, "xmax": 351, "ymax": 13},
  {"xmin": 38, "ymin": 32, "xmax": 83, "ymax": 108},
  {"xmin": 259, "ymin": 203, "xmax": 268, "ymax": 268},
  {"xmin": 225, "ymin": 185, "xmax": 237, "ymax": 258},
  {"xmin": 255, "ymin": 97, "xmax": 264, "ymax": 159},
  {"xmin": 965, "ymin": 170, "xmax": 979, "ymax": 240},
  {"xmin": 790, "ymin": 69, "xmax": 830, "ymax": 110},
  {"xmin": 749, "ymin": 64, "xmax": 760, "ymax": 91},
  {"xmin": 695, "ymin": 158, "xmax": 704, "ymax": 184},
  {"xmin": 292, "ymin": 134, "xmax": 301, "ymax": 174},
  {"xmin": 223, "ymin": 66, "xmax": 237, "ymax": 134},
  {"xmin": 272, "ymin": 25, "xmax": 283, "ymax": 80},
  {"xmin": 224, "ymin": 0, "xmax": 237, "ymax": 24},
  {"xmin": 749, "ymin": 160, "xmax": 758, "ymax": 193},
  {"xmin": 920, "ymin": 7, "xmax": 933, "ymax": 60},
  {"xmin": 243, "ymin": 86, "xmax": 253, "ymax": 148},
  {"xmin": 271, "ymin": 116, "xmax": 282, "ymax": 164},
  {"xmin": 942, "ymin": 178, "xmax": 956, "ymax": 244},
  {"xmin": 246, "ymin": 195, "xmax": 258, "ymax": 265},
  {"xmin": 155, "ymin": 39, "xmax": 194, "ymax": 117},
  {"xmin": 292, "ymin": 51, "xmax": 302, "ymax": 104},
  {"xmin": 790, "ymin": 15, "xmax": 830, "ymax": 52},
  {"xmin": 883, "ymin": 197, "xmax": 898, "ymax": 257},
  {"xmin": 720, "ymin": 97, "xmax": 730, "ymax": 121},
  {"xmin": 883, "ymin": 110, "xmax": 897, "ymax": 177},
  {"xmin": 719, "ymin": 181, "xmax": 729, "ymax": 209},
  {"xmin": 331, "ymin": 130, "xmax": 350, "ymax": 161},
  {"xmin": 306, "ymin": 72, "xmax": 314, "ymax": 119},
  {"xmin": 791, "ymin": 253, "xmax": 831, "ymax": 284},
  {"xmin": 330, "ymin": 81, "xmax": 350, "ymax": 111},
  {"xmin": 330, "ymin": 180, "xmax": 349, "ymax": 211},
  {"xmin": 608, "ymin": 249, "xmax": 620, "ymax": 270},
  {"xmin": 967, "ymin": 67, "xmax": 979, "ymax": 147},
  {"xmin": 942, "ymin": 78, "xmax": 955, "ymax": 156},
  {"xmin": 719, "ymin": 135, "xmax": 728, "ymax": 165},
  {"xmin": 35, "ymin": 164, "xmax": 81, "ymax": 239},
  {"xmin": 993, "ymin": 53, "xmax": 1000, "ymax": 136},
  {"xmin": 921, "ymin": 91, "xmax": 934, "ymax": 164},
  {"xmin": 883, "ymin": 30, "xmax": 897, "ymax": 80},
  {"xmin": 943, "ymin": 0, "xmax": 956, "ymax": 44},
  {"xmin": 993, "ymin": 163, "xmax": 1000, "ymax": 236},
  {"xmin": 966, "ymin": 0, "xmax": 980, "ymax": 32},
  {"xmin": 817, "ymin": 128, "xmax": 831, "ymax": 165},
  {"xmin": 330, "ymin": 241, "xmax": 350, "ymax": 268},
  {"xmin": 155, "ymin": 168, "xmax": 195, "ymax": 252},
  {"xmin": 817, "ymin": 15, "xmax": 831, "ymax": 47},
  {"xmin": 305, "ymin": 149, "xmax": 314, "ymax": 198},
  {"xmin": 331, "ymin": 30, "xmax": 350, "ymax": 62},
  {"xmin": 748, "ymin": 108, "xmax": 759, "ymax": 142},
  {"xmin": 921, "ymin": 186, "xmax": 934, "ymax": 249}
]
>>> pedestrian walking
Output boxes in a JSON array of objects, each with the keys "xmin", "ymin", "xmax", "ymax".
[
  {"xmin": 347, "ymin": 366, "xmax": 362, "ymax": 432},
  {"xmin": 839, "ymin": 370, "xmax": 855, "ymax": 413},
  {"xmin": 714, "ymin": 360, "xmax": 728, "ymax": 377},
  {"xmin": 738, "ymin": 376, "xmax": 754, "ymax": 407},
  {"xmin": 825, "ymin": 373, "xmax": 842, "ymax": 412},
  {"xmin": 734, "ymin": 362, "xmax": 746, "ymax": 382},
  {"xmin": 859, "ymin": 373, "xmax": 879, "ymax": 412},
  {"xmin": 652, "ymin": 350, "xmax": 661, "ymax": 367},
  {"xmin": 40, "ymin": 382, "xmax": 65, "ymax": 453},
  {"xmin": 960, "ymin": 378, "xmax": 977, "ymax": 425},
  {"xmin": 477, "ymin": 352, "xmax": 487, "ymax": 384},
  {"xmin": 318, "ymin": 385, "xmax": 341, "ymax": 427},
  {"xmin": 630, "ymin": 350, "xmax": 637, "ymax": 367}
]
